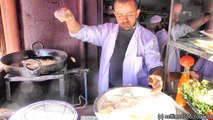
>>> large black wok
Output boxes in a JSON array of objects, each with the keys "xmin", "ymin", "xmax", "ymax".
[{"xmin": 1, "ymin": 42, "xmax": 68, "ymax": 77}]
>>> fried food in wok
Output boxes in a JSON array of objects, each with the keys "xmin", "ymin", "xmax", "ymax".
[{"xmin": 21, "ymin": 59, "xmax": 56, "ymax": 70}]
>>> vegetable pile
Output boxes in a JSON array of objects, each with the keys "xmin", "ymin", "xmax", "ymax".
[{"xmin": 179, "ymin": 79, "xmax": 213, "ymax": 115}]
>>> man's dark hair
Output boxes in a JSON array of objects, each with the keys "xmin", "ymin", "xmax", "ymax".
[{"xmin": 113, "ymin": 0, "xmax": 139, "ymax": 9}]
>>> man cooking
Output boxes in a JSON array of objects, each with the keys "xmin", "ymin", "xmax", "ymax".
[{"xmin": 54, "ymin": 0, "xmax": 163, "ymax": 95}]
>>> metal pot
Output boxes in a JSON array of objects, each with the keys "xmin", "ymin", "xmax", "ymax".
[
  {"xmin": 93, "ymin": 86, "xmax": 187, "ymax": 120},
  {"xmin": 0, "ymin": 42, "xmax": 68, "ymax": 77},
  {"xmin": 8, "ymin": 96, "xmax": 88, "ymax": 120}
]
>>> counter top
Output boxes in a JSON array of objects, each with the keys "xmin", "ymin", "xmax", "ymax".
[
  {"xmin": 0, "ymin": 105, "xmax": 97, "ymax": 120},
  {"xmin": 0, "ymin": 103, "xmax": 203, "ymax": 120}
]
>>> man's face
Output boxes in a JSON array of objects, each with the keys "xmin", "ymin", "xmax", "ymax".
[
  {"xmin": 172, "ymin": 3, "xmax": 182, "ymax": 26},
  {"xmin": 113, "ymin": 0, "xmax": 140, "ymax": 30},
  {"xmin": 150, "ymin": 23, "xmax": 158, "ymax": 32}
]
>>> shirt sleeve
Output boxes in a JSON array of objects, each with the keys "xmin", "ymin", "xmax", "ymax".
[
  {"xmin": 149, "ymin": 66, "xmax": 164, "ymax": 75},
  {"xmin": 142, "ymin": 29, "xmax": 163, "ymax": 71},
  {"xmin": 69, "ymin": 23, "xmax": 115, "ymax": 46},
  {"xmin": 171, "ymin": 24, "xmax": 194, "ymax": 40}
]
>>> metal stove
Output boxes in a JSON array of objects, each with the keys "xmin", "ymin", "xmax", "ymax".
[{"xmin": 4, "ymin": 67, "xmax": 89, "ymax": 102}]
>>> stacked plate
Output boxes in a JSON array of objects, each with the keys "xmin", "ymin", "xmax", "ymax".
[{"xmin": 200, "ymin": 30, "xmax": 213, "ymax": 39}]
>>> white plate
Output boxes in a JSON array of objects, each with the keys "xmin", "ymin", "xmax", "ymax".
[
  {"xmin": 200, "ymin": 30, "xmax": 213, "ymax": 38},
  {"xmin": 193, "ymin": 39, "xmax": 213, "ymax": 53}
]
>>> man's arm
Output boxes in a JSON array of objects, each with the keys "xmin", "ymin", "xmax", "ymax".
[
  {"xmin": 54, "ymin": 7, "xmax": 81, "ymax": 34},
  {"xmin": 189, "ymin": 14, "xmax": 211, "ymax": 30}
]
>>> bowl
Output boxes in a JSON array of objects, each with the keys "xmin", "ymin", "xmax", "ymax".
[{"xmin": 93, "ymin": 86, "xmax": 177, "ymax": 120}]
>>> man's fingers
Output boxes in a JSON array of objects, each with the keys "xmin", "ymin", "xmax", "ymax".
[
  {"xmin": 152, "ymin": 79, "xmax": 161, "ymax": 88},
  {"xmin": 189, "ymin": 71, "xmax": 199, "ymax": 80},
  {"xmin": 149, "ymin": 75, "xmax": 160, "ymax": 86},
  {"xmin": 149, "ymin": 75, "xmax": 163, "ymax": 94},
  {"xmin": 54, "ymin": 7, "xmax": 73, "ymax": 22},
  {"xmin": 148, "ymin": 78, "xmax": 154, "ymax": 85},
  {"xmin": 151, "ymin": 82, "xmax": 162, "ymax": 94},
  {"xmin": 54, "ymin": 10, "xmax": 65, "ymax": 22}
]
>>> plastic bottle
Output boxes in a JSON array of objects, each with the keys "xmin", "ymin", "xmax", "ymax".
[{"xmin": 175, "ymin": 55, "xmax": 194, "ymax": 107}]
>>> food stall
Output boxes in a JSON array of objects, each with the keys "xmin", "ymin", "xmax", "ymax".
[{"xmin": 0, "ymin": 0, "xmax": 212, "ymax": 120}]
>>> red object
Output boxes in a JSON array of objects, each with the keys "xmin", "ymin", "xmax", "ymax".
[
  {"xmin": 179, "ymin": 55, "xmax": 195, "ymax": 67},
  {"xmin": 176, "ymin": 55, "xmax": 195, "ymax": 107},
  {"xmin": 207, "ymin": 110, "xmax": 213, "ymax": 120}
]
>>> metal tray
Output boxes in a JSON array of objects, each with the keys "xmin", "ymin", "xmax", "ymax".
[
  {"xmin": 185, "ymin": 97, "xmax": 210, "ymax": 120},
  {"xmin": 9, "ymin": 100, "xmax": 78, "ymax": 120}
]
